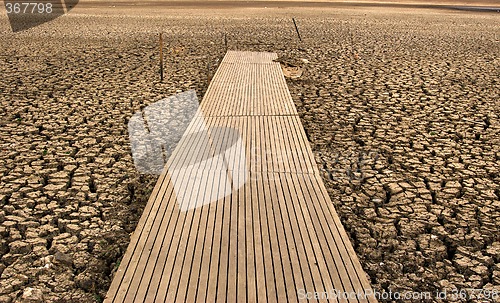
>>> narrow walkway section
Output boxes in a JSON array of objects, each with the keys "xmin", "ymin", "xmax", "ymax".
[{"xmin": 105, "ymin": 51, "xmax": 377, "ymax": 303}]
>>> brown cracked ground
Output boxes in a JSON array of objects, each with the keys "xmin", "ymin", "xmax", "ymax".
[{"xmin": 0, "ymin": 2, "xmax": 499, "ymax": 303}]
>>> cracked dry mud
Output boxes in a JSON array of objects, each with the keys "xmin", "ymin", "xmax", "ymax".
[{"xmin": 1, "ymin": 5, "xmax": 499, "ymax": 303}]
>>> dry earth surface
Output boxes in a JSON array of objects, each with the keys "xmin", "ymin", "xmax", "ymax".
[{"xmin": 0, "ymin": 2, "xmax": 499, "ymax": 303}]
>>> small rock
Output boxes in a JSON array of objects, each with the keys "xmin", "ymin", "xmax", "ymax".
[
  {"xmin": 493, "ymin": 270, "xmax": 500, "ymax": 284},
  {"xmin": 8, "ymin": 241, "xmax": 31, "ymax": 255},
  {"xmin": 75, "ymin": 273, "xmax": 94, "ymax": 291},
  {"xmin": 282, "ymin": 66, "xmax": 303, "ymax": 79},
  {"xmin": 4, "ymin": 215, "xmax": 24, "ymax": 223},
  {"xmin": 20, "ymin": 287, "xmax": 44, "ymax": 303},
  {"xmin": 0, "ymin": 295, "xmax": 11, "ymax": 303},
  {"xmin": 472, "ymin": 264, "xmax": 489, "ymax": 278},
  {"xmin": 387, "ymin": 183, "xmax": 403, "ymax": 195},
  {"xmin": 49, "ymin": 171, "xmax": 69, "ymax": 179},
  {"xmin": 485, "ymin": 242, "xmax": 500, "ymax": 261},
  {"xmin": 65, "ymin": 224, "xmax": 80, "ymax": 234},
  {"xmin": 43, "ymin": 184, "xmax": 66, "ymax": 192},
  {"xmin": 53, "ymin": 252, "xmax": 73, "ymax": 267}
]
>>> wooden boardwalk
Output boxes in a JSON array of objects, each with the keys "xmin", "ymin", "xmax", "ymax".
[{"xmin": 105, "ymin": 51, "xmax": 377, "ymax": 303}]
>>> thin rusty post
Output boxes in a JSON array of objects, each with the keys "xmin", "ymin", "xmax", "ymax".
[
  {"xmin": 206, "ymin": 60, "xmax": 211, "ymax": 84},
  {"xmin": 292, "ymin": 18, "xmax": 302, "ymax": 42},
  {"xmin": 159, "ymin": 33, "xmax": 164, "ymax": 82}
]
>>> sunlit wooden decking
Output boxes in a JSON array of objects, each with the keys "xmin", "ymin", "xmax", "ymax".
[{"xmin": 105, "ymin": 51, "xmax": 377, "ymax": 303}]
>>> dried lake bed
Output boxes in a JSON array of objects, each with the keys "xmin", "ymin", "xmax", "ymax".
[{"xmin": 0, "ymin": 3, "xmax": 499, "ymax": 302}]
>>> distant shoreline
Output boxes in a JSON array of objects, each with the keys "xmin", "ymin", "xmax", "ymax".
[{"xmin": 76, "ymin": 1, "xmax": 500, "ymax": 12}]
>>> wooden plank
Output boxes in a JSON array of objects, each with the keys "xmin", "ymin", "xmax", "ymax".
[
  {"xmin": 264, "ymin": 171, "xmax": 296, "ymax": 302},
  {"xmin": 204, "ymin": 169, "xmax": 225, "ymax": 302},
  {"xmin": 297, "ymin": 174, "xmax": 352, "ymax": 303},
  {"xmin": 194, "ymin": 120, "xmax": 231, "ymax": 302},
  {"xmin": 271, "ymin": 171, "xmax": 306, "ymax": 296},
  {"xmin": 261, "ymin": 171, "xmax": 286, "ymax": 301},
  {"xmin": 226, "ymin": 116, "xmax": 241, "ymax": 303},
  {"xmin": 252, "ymin": 173, "xmax": 267, "ymax": 303},
  {"xmin": 289, "ymin": 115, "xmax": 321, "ymax": 176},
  {"xmin": 282, "ymin": 173, "xmax": 325, "ymax": 296},
  {"xmin": 134, "ymin": 117, "xmax": 212, "ymax": 301},
  {"xmin": 194, "ymin": 180, "xmax": 218, "ymax": 303},
  {"xmin": 215, "ymin": 118, "xmax": 234, "ymax": 303},
  {"xmin": 180, "ymin": 172, "xmax": 212, "ymax": 303},
  {"xmin": 151, "ymin": 127, "xmax": 212, "ymax": 301},
  {"xmin": 177, "ymin": 121, "xmax": 223, "ymax": 302},
  {"xmin": 170, "ymin": 170, "xmax": 210, "ymax": 301},
  {"xmin": 245, "ymin": 121, "xmax": 257, "ymax": 303},
  {"xmin": 290, "ymin": 173, "xmax": 336, "ymax": 303},
  {"xmin": 235, "ymin": 116, "xmax": 250, "ymax": 302},
  {"xmin": 314, "ymin": 176, "xmax": 378, "ymax": 303},
  {"xmin": 257, "ymin": 120, "xmax": 276, "ymax": 302},
  {"xmin": 139, "ymin": 116, "xmax": 213, "ymax": 301}
]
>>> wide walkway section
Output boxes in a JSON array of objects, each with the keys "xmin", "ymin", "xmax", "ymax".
[{"xmin": 105, "ymin": 51, "xmax": 377, "ymax": 302}]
